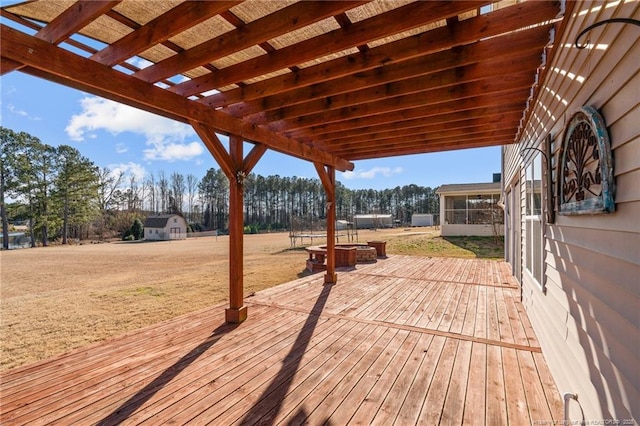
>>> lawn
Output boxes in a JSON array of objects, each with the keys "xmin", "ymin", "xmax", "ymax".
[{"xmin": 0, "ymin": 228, "xmax": 503, "ymax": 371}]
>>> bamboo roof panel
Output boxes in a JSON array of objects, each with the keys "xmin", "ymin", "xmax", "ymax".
[
  {"xmin": 296, "ymin": 48, "xmax": 361, "ymax": 70},
  {"xmin": 168, "ymin": 15, "xmax": 236, "ymax": 50},
  {"xmin": 230, "ymin": 0, "xmax": 297, "ymax": 24},
  {"xmin": 268, "ymin": 17, "xmax": 341, "ymax": 49},
  {"xmin": 367, "ymin": 20, "xmax": 447, "ymax": 49},
  {"xmin": 112, "ymin": 0, "xmax": 183, "ymax": 26},
  {"xmin": 344, "ymin": 0, "xmax": 414, "ymax": 24},
  {"xmin": 209, "ymin": 45, "xmax": 267, "ymax": 70}
]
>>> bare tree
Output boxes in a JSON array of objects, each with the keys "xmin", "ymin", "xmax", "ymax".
[
  {"xmin": 145, "ymin": 172, "xmax": 156, "ymax": 214},
  {"xmin": 158, "ymin": 170, "xmax": 168, "ymax": 213},
  {"xmin": 170, "ymin": 172, "xmax": 185, "ymax": 215},
  {"xmin": 186, "ymin": 173, "xmax": 198, "ymax": 222}
]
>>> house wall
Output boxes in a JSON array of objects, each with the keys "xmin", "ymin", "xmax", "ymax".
[
  {"xmin": 503, "ymin": 1, "xmax": 639, "ymax": 423},
  {"xmin": 441, "ymin": 224, "xmax": 504, "ymax": 237}
]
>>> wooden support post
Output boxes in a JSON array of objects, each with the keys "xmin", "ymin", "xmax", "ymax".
[
  {"xmin": 314, "ymin": 162, "xmax": 337, "ymax": 284},
  {"xmin": 191, "ymin": 122, "xmax": 266, "ymax": 323},
  {"xmin": 227, "ymin": 135, "xmax": 246, "ymax": 322}
]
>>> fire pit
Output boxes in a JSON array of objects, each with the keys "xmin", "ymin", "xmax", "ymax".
[{"xmin": 354, "ymin": 245, "xmax": 378, "ymax": 262}]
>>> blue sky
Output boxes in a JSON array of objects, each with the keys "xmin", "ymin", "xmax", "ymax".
[{"xmin": 1, "ymin": 70, "xmax": 502, "ymax": 191}]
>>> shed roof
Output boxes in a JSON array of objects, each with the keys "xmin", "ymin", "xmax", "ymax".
[
  {"xmin": 143, "ymin": 214, "xmax": 183, "ymax": 228},
  {"xmin": 0, "ymin": 0, "xmax": 568, "ymax": 171}
]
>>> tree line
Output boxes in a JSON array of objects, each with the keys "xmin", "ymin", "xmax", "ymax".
[{"xmin": 1, "ymin": 127, "xmax": 438, "ymax": 248}]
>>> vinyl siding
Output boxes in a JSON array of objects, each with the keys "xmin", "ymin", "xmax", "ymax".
[{"xmin": 502, "ymin": 1, "xmax": 639, "ymax": 423}]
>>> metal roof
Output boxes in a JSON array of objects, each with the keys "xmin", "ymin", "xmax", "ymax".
[{"xmin": 0, "ymin": 0, "xmax": 566, "ymax": 171}]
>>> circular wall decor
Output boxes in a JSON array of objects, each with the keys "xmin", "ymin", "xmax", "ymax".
[{"xmin": 558, "ymin": 106, "xmax": 615, "ymax": 215}]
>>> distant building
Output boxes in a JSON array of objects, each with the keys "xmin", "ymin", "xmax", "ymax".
[
  {"xmin": 411, "ymin": 214, "xmax": 434, "ymax": 227},
  {"xmin": 436, "ymin": 182, "xmax": 503, "ymax": 237},
  {"xmin": 143, "ymin": 214, "xmax": 188, "ymax": 241},
  {"xmin": 353, "ymin": 214, "xmax": 393, "ymax": 229},
  {"xmin": 0, "ymin": 232, "xmax": 32, "ymax": 249}
]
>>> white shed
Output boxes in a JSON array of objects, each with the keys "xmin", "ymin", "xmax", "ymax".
[
  {"xmin": 353, "ymin": 214, "xmax": 393, "ymax": 229},
  {"xmin": 411, "ymin": 214, "xmax": 434, "ymax": 227},
  {"xmin": 143, "ymin": 214, "xmax": 188, "ymax": 240}
]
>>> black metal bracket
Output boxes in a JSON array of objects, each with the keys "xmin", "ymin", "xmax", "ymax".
[
  {"xmin": 575, "ymin": 18, "xmax": 640, "ymax": 49},
  {"xmin": 521, "ymin": 135, "xmax": 555, "ymax": 224}
]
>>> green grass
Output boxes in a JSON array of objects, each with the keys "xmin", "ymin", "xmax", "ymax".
[{"xmin": 387, "ymin": 234, "xmax": 504, "ymax": 259}]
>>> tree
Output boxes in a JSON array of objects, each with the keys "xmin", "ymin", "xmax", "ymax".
[
  {"xmin": 158, "ymin": 170, "xmax": 168, "ymax": 213},
  {"xmin": 55, "ymin": 145, "xmax": 99, "ymax": 244},
  {"xmin": 9, "ymin": 133, "xmax": 58, "ymax": 246},
  {"xmin": 0, "ymin": 127, "xmax": 20, "ymax": 249},
  {"xmin": 96, "ymin": 167, "xmax": 124, "ymax": 239},
  {"xmin": 199, "ymin": 167, "xmax": 228, "ymax": 230},
  {"xmin": 186, "ymin": 173, "xmax": 198, "ymax": 222},
  {"xmin": 130, "ymin": 218, "xmax": 143, "ymax": 240},
  {"xmin": 170, "ymin": 172, "xmax": 185, "ymax": 215}
]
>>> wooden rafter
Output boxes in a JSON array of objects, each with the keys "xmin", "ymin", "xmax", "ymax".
[
  {"xmin": 137, "ymin": 1, "xmax": 367, "ymax": 84},
  {"xmin": 223, "ymin": 24, "xmax": 552, "ymax": 121},
  {"xmin": 249, "ymin": 64, "xmax": 539, "ymax": 130},
  {"xmin": 35, "ymin": 1, "xmax": 120, "ymax": 44},
  {"xmin": 201, "ymin": 0, "xmax": 559, "ymax": 109},
  {"xmin": 91, "ymin": 1, "xmax": 240, "ymax": 66},
  {"xmin": 297, "ymin": 103, "xmax": 527, "ymax": 141},
  {"xmin": 172, "ymin": 1, "xmax": 491, "ymax": 97}
]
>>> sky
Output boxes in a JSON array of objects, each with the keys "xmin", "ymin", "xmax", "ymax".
[{"xmin": 1, "ymin": 64, "xmax": 503, "ymax": 192}]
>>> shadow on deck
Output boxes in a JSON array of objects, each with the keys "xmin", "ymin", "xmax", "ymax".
[{"xmin": 0, "ymin": 255, "xmax": 562, "ymax": 425}]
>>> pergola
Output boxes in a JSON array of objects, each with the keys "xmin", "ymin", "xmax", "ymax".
[{"xmin": 0, "ymin": 0, "xmax": 568, "ymax": 323}]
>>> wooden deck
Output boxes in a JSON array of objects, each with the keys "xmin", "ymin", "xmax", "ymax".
[{"xmin": 0, "ymin": 256, "xmax": 562, "ymax": 425}]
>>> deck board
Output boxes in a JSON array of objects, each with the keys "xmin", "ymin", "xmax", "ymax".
[{"xmin": 0, "ymin": 256, "xmax": 562, "ymax": 425}]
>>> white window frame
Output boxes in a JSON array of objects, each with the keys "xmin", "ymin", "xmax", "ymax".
[{"xmin": 524, "ymin": 152, "xmax": 544, "ymax": 290}]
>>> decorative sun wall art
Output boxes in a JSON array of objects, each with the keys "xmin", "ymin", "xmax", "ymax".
[{"xmin": 558, "ymin": 106, "xmax": 615, "ymax": 215}]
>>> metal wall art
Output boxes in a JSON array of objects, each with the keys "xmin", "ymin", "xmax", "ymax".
[{"xmin": 558, "ymin": 106, "xmax": 615, "ymax": 215}]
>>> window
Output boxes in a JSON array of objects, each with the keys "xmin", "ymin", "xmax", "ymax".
[
  {"xmin": 525, "ymin": 153, "xmax": 543, "ymax": 286},
  {"xmin": 444, "ymin": 194, "xmax": 503, "ymax": 225}
]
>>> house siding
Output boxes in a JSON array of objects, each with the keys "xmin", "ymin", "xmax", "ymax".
[{"xmin": 502, "ymin": 1, "xmax": 639, "ymax": 423}]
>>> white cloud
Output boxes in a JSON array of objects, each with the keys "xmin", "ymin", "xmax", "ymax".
[
  {"xmin": 7, "ymin": 103, "xmax": 27, "ymax": 116},
  {"xmin": 7, "ymin": 103, "xmax": 40, "ymax": 120},
  {"xmin": 115, "ymin": 143, "xmax": 128, "ymax": 154},
  {"xmin": 342, "ymin": 166, "xmax": 403, "ymax": 180},
  {"xmin": 66, "ymin": 97, "xmax": 201, "ymax": 162},
  {"xmin": 108, "ymin": 162, "xmax": 146, "ymax": 183},
  {"xmin": 143, "ymin": 141, "xmax": 203, "ymax": 161}
]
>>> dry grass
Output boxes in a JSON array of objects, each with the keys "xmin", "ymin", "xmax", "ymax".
[{"xmin": 0, "ymin": 227, "xmax": 503, "ymax": 371}]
